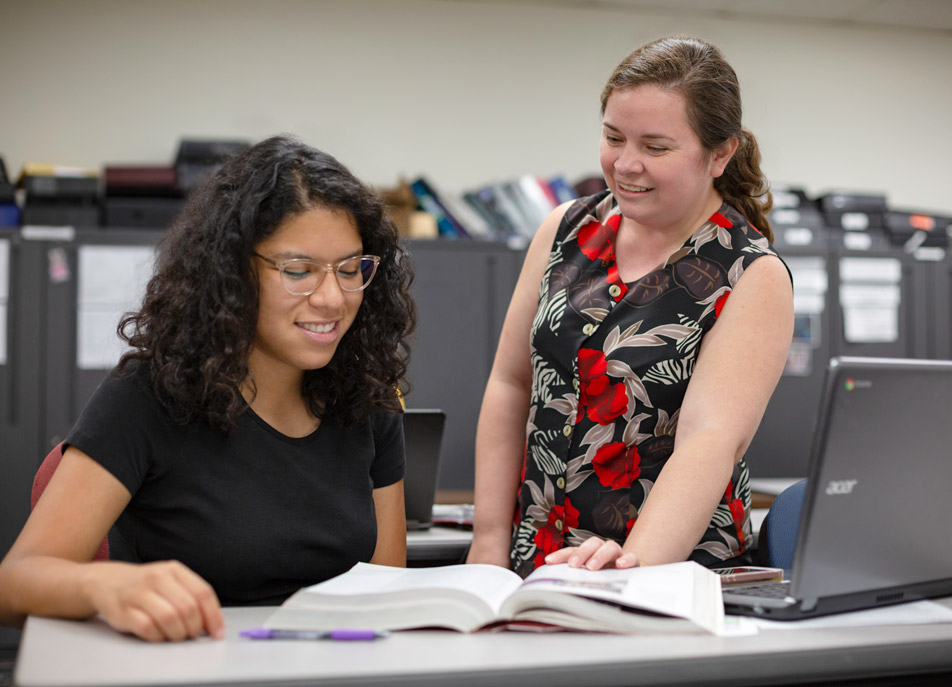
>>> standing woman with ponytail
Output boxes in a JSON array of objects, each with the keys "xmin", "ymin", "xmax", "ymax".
[{"xmin": 467, "ymin": 36, "xmax": 793, "ymax": 576}]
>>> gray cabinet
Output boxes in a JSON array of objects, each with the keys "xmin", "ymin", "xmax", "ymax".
[
  {"xmin": 403, "ymin": 240, "xmax": 524, "ymax": 490},
  {"xmin": 0, "ymin": 233, "xmax": 43, "ymax": 564}
]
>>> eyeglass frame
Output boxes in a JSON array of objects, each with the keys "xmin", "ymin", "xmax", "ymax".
[{"xmin": 253, "ymin": 252, "xmax": 381, "ymax": 295}]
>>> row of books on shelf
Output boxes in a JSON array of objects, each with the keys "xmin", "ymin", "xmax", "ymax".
[
  {"xmin": 406, "ymin": 174, "xmax": 605, "ymax": 242},
  {"xmin": 407, "ymin": 177, "xmax": 951, "ymax": 251},
  {"xmin": 3, "ymin": 147, "xmax": 949, "ymax": 253}
]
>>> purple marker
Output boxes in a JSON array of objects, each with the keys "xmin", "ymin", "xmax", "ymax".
[{"xmin": 240, "ymin": 628, "xmax": 390, "ymax": 641}]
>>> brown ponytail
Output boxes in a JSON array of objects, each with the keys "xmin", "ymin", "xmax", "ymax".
[
  {"xmin": 601, "ymin": 36, "xmax": 774, "ymax": 242},
  {"xmin": 714, "ymin": 128, "xmax": 773, "ymax": 241}
]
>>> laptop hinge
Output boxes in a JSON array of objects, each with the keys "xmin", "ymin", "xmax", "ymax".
[{"xmin": 800, "ymin": 597, "xmax": 819, "ymax": 612}]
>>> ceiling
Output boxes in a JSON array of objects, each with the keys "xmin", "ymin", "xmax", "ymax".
[{"xmin": 442, "ymin": 0, "xmax": 952, "ymax": 33}]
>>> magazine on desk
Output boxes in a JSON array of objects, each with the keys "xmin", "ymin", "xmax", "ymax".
[{"xmin": 263, "ymin": 561, "xmax": 724, "ymax": 635}]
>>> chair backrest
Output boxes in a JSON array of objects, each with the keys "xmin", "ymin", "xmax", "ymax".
[
  {"xmin": 756, "ymin": 479, "xmax": 807, "ymax": 570},
  {"xmin": 32, "ymin": 442, "xmax": 109, "ymax": 561}
]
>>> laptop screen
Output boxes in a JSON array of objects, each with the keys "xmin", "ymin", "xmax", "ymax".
[{"xmin": 791, "ymin": 357, "xmax": 952, "ymax": 600}]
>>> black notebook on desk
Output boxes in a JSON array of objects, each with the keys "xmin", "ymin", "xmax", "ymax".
[
  {"xmin": 402, "ymin": 409, "xmax": 445, "ymax": 531},
  {"xmin": 725, "ymin": 356, "xmax": 952, "ymax": 619}
]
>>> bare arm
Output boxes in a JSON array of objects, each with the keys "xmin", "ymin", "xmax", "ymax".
[
  {"xmin": 466, "ymin": 204, "xmax": 570, "ymax": 567},
  {"xmin": 547, "ymin": 255, "xmax": 794, "ymax": 569},
  {"xmin": 369, "ymin": 480, "xmax": 407, "ymax": 566},
  {"xmin": 0, "ymin": 447, "xmax": 224, "ymax": 641}
]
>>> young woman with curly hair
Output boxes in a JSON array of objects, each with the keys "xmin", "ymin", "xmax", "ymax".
[{"xmin": 0, "ymin": 135, "xmax": 416, "ymax": 642}]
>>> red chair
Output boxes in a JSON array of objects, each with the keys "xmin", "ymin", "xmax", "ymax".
[{"xmin": 31, "ymin": 442, "xmax": 109, "ymax": 561}]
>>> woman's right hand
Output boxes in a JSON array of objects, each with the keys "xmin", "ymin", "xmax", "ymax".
[{"xmin": 83, "ymin": 560, "xmax": 225, "ymax": 642}]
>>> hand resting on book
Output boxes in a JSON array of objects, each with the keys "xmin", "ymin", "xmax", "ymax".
[{"xmin": 544, "ymin": 536, "xmax": 640, "ymax": 571}]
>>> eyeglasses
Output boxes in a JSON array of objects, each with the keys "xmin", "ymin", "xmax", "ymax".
[{"xmin": 254, "ymin": 252, "xmax": 380, "ymax": 295}]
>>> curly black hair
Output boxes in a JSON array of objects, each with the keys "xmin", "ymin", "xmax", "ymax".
[{"xmin": 118, "ymin": 135, "xmax": 416, "ymax": 432}]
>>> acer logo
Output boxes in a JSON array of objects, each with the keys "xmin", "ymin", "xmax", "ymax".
[{"xmin": 826, "ymin": 479, "xmax": 858, "ymax": 495}]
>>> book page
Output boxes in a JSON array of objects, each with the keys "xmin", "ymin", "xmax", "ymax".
[
  {"xmin": 511, "ymin": 562, "xmax": 724, "ymax": 634},
  {"xmin": 303, "ymin": 563, "xmax": 523, "ymax": 614}
]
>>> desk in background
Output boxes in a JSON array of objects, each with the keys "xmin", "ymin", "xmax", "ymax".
[
  {"xmin": 408, "ymin": 511, "xmax": 770, "ymax": 568},
  {"xmin": 15, "ymin": 604, "xmax": 952, "ymax": 687},
  {"xmin": 407, "ymin": 525, "xmax": 471, "ymax": 567}
]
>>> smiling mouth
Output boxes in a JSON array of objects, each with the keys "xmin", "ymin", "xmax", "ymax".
[
  {"xmin": 617, "ymin": 182, "xmax": 652, "ymax": 193},
  {"xmin": 298, "ymin": 322, "xmax": 336, "ymax": 334}
]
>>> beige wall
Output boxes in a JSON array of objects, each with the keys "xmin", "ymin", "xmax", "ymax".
[{"xmin": 2, "ymin": 0, "xmax": 950, "ymax": 215}]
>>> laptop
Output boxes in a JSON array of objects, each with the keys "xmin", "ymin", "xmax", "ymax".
[
  {"xmin": 724, "ymin": 356, "xmax": 952, "ymax": 619},
  {"xmin": 402, "ymin": 409, "xmax": 446, "ymax": 531}
]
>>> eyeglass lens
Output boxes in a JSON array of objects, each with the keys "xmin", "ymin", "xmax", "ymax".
[{"xmin": 280, "ymin": 256, "xmax": 378, "ymax": 294}]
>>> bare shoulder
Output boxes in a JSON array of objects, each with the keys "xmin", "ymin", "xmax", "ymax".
[{"xmin": 520, "ymin": 201, "xmax": 574, "ymax": 279}]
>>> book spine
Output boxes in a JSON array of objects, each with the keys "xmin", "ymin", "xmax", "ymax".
[{"xmin": 410, "ymin": 178, "xmax": 466, "ymax": 238}]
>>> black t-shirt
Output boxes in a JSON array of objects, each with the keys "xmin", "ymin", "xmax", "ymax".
[{"xmin": 65, "ymin": 363, "xmax": 404, "ymax": 606}]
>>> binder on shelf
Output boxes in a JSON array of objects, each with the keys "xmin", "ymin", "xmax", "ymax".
[
  {"xmin": 573, "ymin": 175, "xmax": 608, "ymax": 198},
  {"xmin": 0, "ymin": 157, "xmax": 18, "ymax": 227},
  {"xmin": 490, "ymin": 182, "xmax": 536, "ymax": 238},
  {"xmin": 818, "ymin": 191, "xmax": 888, "ymax": 231},
  {"xmin": 103, "ymin": 165, "xmax": 181, "ymax": 197},
  {"xmin": 0, "ymin": 157, "xmax": 14, "ymax": 201},
  {"xmin": 884, "ymin": 211, "xmax": 950, "ymax": 249},
  {"xmin": 768, "ymin": 190, "xmax": 826, "ymax": 249},
  {"xmin": 463, "ymin": 189, "xmax": 515, "ymax": 238},
  {"xmin": 410, "ymin": 177, "xmax": 468, "ymax": 239},
  {"xmin": 18, "ymin": 162, "xmax": 100, "ymax": 227},
  {"xmin": 770, "ymin": 185, "xmax": 812, "ymax": 210},
  {"xmin": 547, "ymin": 175, "xmax": 579, "ymax": 205},
  {"xmin": 174, "ymin": 139, "xmax": 249, "ymax": 192},
  {"xmin": 102, "ymin": 165, "xmax": 184, "ymax": 229}
]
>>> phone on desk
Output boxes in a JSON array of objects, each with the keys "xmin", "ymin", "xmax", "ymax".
[{"xmin": 711, "ymin": 566, "xmax": 784, "ymax": 586}]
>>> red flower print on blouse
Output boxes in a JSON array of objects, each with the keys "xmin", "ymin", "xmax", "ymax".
[
  {"xmin": 578, "ymin": 220, "xmax": 615, "ymax": 262},
  {"xmin": 606, "ymin": 263, "xmax": 628, "ymax": 301},
  {"xmin": 714, "ymin": 291, "xmax": 730, "ymax": 319},
  {"xmin": 533, "ymin": 499, "xmax": 581, "ymax": 556},
  {"xmin": 710, "ymin": 211, "xmax": 732, "ymax": 228},
  {"xmin": 724, "ymin": 480, "xmax": 746, "ymax": 549},
  {"xmin": 592, "ymin": 442, "xmax": 642, "ymax": 489},
  {"xmin": 577, "ymin": 349, "xmax": 628, "ymax": 425}
]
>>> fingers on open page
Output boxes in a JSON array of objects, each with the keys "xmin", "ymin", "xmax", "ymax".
[{"xmin": 544, "ymin": 537, "xmax": 640, "ymax": 570}]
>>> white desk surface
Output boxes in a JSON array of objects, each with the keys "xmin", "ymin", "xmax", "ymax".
[{"xmin": 16, "ymin": 601, "xmax": 952, "ymax": 687}]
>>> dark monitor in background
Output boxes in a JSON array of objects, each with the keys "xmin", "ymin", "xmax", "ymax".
[{"xmin": 403, "ymin": 409, "xmax": 445, "ymax": 531}]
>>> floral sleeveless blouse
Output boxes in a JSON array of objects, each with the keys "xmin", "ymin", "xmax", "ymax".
[{"xmin": 510, "ymin": 190, "xmax": 785, "ymax": 577}]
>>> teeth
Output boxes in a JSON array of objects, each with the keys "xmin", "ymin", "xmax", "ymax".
[
  {"xmin": 618, "ymin": 182, "xmax": 649, "ymax": 192},
  {"xmin": 300, "ymin": 322, "xmax": 334, "ymax": 334}
]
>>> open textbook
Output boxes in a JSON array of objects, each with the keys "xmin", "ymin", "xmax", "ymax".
[{"xmin": 263, "ymin": 561, "xmax": 724, "ymax": 635}]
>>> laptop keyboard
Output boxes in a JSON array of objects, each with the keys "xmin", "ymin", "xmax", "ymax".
[{"xmin": 726, "ymin": 580, "xmax": 792, "ymax": 599}]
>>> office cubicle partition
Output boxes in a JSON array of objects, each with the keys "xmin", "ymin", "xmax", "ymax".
[{"xmin": 402, "ymin": 239, "xmax": 524, "ymax": 491}]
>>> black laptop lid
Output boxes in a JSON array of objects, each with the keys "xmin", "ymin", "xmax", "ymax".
[
  {"xmin": 791, "ymin": 357, "xmax": 952, "ymax": 601},
  {"xmin": 402, "ymin": 409, "xmax": 445, "ymax": 531}
]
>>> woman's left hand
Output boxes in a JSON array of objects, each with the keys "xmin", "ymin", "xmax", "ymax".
[{"xmin": 543, "ymin": 536, "xmax": 640, "ymax": 570}]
